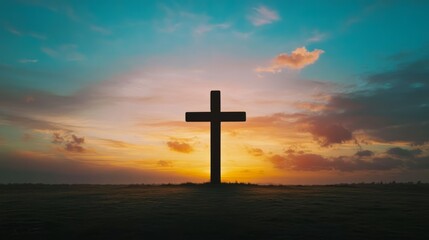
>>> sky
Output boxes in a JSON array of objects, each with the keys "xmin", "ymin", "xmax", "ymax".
[{"xmin": 1, "ymin": 0, "xmax": 429, "ymax": 184}]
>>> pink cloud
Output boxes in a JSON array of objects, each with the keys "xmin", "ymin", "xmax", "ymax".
[{"xmin": 256, "ymin": 47, "xmax": 324, "ymax": 72}]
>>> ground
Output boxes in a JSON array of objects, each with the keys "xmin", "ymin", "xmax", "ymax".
[{"xmin": 1, "ymin": 183, "xmax": 428, "ymax": 239}]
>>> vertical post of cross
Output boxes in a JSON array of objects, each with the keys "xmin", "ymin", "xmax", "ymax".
[{"xmin": 210, "ymin": 91, "xmax": 221, "ymax": 184}]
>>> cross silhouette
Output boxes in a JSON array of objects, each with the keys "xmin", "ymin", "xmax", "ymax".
[{"xmin": 186, "ymin": 90, "xmax": 246, "ymax": 184}]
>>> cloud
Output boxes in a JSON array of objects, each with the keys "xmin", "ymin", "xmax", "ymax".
[
  {"xmin": 0, "ymin": 63, "xmax": 56, "ymax": 82},
  {"xmin": 5, "ymin": 25, "xmax": 21, "ymax": 35},
  {"xmin": 194, "ymin": 23, "xmax": 230, "ymax": 35},
  {"xmin": 157, "ymin": 160, "xmax": 173, "ymax": 167},
  {"xmin": 0, "ymin": 151, "xmax": 190, "ymax": 184},
  {"xmin": 246, "ymin": 147, "xmax": 264, "ymax": 157},
  {"xmin": 265, "ymin": 144, "xmax": 429, "ymax": 172},
  {"xmin": 233, "ymin": 31, "xmax": 253, "ymax": 40},
  {"xmin": 269, "ymin": 154, "xmax": 289, "ymax": 169},
  {"xmin": 28, "ymin": 32, "xmax": 46, "ymax": 40},
  {"xmin": 0, "ymin": 75, "xmax": 158, "ymax": 135},
  {"xmin": 65, "ymin": 143, "xmax": 84, "ymax": 152},
  {"xmin": 90, "ymin": 24, "xmax": 111, "ymax": 35},
  {"xmin": 268, "ymin": 152, "xmax": 406, "ymax": 172},
  {"xmin": 256, "ymin": 47, "xmax": 324, "ymax": 72},
  {"xmin": 156, "ymin": 19, "xmax": 181, "ymax": 33},
  {"xmin": 65, "ymin": 135, "xmax": 85, "ymax": 152},
  {"xmin": 386, "ymin": 51, "xmax": 412, "ymax": 62},
  {"xmin": 306, "ymin": 31, "xmax": 327, "ymax": 43},
  {"xmin": 25, "ymin": 1, "xmax": 116, "ymax": 37},
  {"xmin": 98, "ymin": 139, "xmax": 135, "ymax": 148},
  {"xmin": 275, "ymin": 153, "xmax": 333, "ymax": 171},
  {"xmin": 0, "ymin": 89, "xmax": 75, "ymax": 116},
  {"xmin": 52, "ymin": 132, "xmax": 65, "ymax": 144},
  {"xmin": 355, "ymin": 150, "xmax": 374, "ymax": 157},
  {"xmin": 296, "ymin": 59, "xmax": 429, "ymax": 145},
  {"xmin": 307, "ymin": 123, "xmax": 353, "ymax": 147},
  {"xmin": 0, "ymin": 84, "xmax": 115, "ymax": 117},
  {"xmin": 238, "ymin": 112, "xmax": 353, "ymax": 147},
  {"xmin": 0, "ymin": 112, "xmax": 65, "ymax": 131},
  {"xmin": 42, "ymin": 44, "xmax": 85, "ymax": 61},
  {"xmin": 3, "ymin": 24, "xmax": 46, "ymax": 40},
  {"xmin": 284, "ymin": 148, "xmax": 304, "ymax": 155},
  {"xmin": 167, "ymin": 140, "xmax": 193, "ymax": 153},
  {"xmin": 52, "ymin": 132, "xmax": 86, "ymax": 153},
  {"xmin": 249, "ymin": 6, "xmax": 280, "ymax": 26},
  {"xmin": 18, "ymin": 59, "xmax": 39, "ymax": 63},
  {"xmin": 386, "ymin": 147, "xmax": 422, "ymax": 158},
  {"xmin": 258, "ymin": 58, "xmax": 429, "ymax": 146},
  {"xmin": 157, "ymin": 4, "xmax": 228, "ymax": 36},
  {"xmin": 25, "ymin": 1, "xmax": 79, "ymax": 21},
  {"xmin": 343, "ymin": 1, "xmax": 388, "ymax": 29},
  {"xmin": 294, "ymin": 101, "xmax": 329, "ymax": 112}
]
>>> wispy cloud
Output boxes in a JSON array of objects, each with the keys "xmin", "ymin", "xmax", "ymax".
[
  {"xmin": 90, "ymin": 24, "xmax": 111, "ymax": 35},
  {"xmin": 28, "ymin": 32, "xmax": 47, "ymax": 40},
  {"xmin": 157, "ymin": 21, "xmax": 181, "ymax": 33},
  {"xmin": 194, "ymin": 23, "xmax": 230, "ymax": 35},
  {"xmin": 256, "ymin": 47, "xmax": 324, "ymax": 73},
  {"xmin": 343, "ymin": 1, "xmax": 389, "ymax": 30},
  {"xmin": 246, "ymin": 147, "xmax": 264, "ymax": 157},
  {"xmin": 156, "ymin": 4, "xmax": 229, "ymax": 36},
  {"xmin": 98, "ymin": 139, "xmax": 136, "ymax": 149},
  {"xmin": 306, "ymin": 31, "xmax": 327, "ymax": 43},
  {"xmin": 42, "ymin": 44, "xmax": 85, "ymax": 61},
  {"xmin": 233, "ymin": 31, "xmax": 253, "ymax": 40},
  {"xmin": 26, "ymin": 1, "xmax": 113, "ymax": 36},
  {"xmin": 18, "ymin": 59, "xmax": 39, "ymax": 64},
  {"xmin": 28, "ymin": 1, "xmax": 79, "ymax": 22},
  {"xmin": 0, "ymin": 112, "xmax": 66, "ymax": 132},
  {"xmin": 5, "ymin": 24, "xmax": 21, "ymax": 35},
  {"xmin": 3, "ymin": 24, "xmax": 46, "ymax": 40},
  {"xmin": 249, "ymin": 6, "xmax": 280, "ymax": 26},
  {"xmin": 157, "ymin": 160, "xmax": 173, "ymax": 167}
]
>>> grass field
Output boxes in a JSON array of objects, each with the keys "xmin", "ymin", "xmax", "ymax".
[{"xmin": 1, "ymin": 183, "xmax": 428, "ymax": 239}]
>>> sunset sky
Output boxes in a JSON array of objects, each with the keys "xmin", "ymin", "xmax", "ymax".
[{"xmin": 1, "ymin": 0, "xmax": 429, "ymax": 184}]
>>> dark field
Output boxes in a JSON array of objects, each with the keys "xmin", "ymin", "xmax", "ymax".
[{"xmin": 1, "ymin": 184, "xmax": 428, "ymax": 239}]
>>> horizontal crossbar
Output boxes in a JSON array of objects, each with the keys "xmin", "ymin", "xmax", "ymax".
[{"xmin": 186, "ymin": 112, "xmax": 246, "ymax": 122}]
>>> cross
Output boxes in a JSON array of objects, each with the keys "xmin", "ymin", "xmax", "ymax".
[{"xmin": 186, "ymin": 90, "xmax": 246, "ymax": 184}]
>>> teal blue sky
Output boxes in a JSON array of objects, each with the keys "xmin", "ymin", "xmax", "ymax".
[
  {"xmin": 1, "ymin": 0, "xmax": 429, "ymax": 184},
  {"xmin": 1, "ymin": 0, "xmax": 429, "ymax": 92}
]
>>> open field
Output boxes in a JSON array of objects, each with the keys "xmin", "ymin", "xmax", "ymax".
[{"xmin": 1, "ymin": 184, "xmax": 428, "ymax": 239}]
